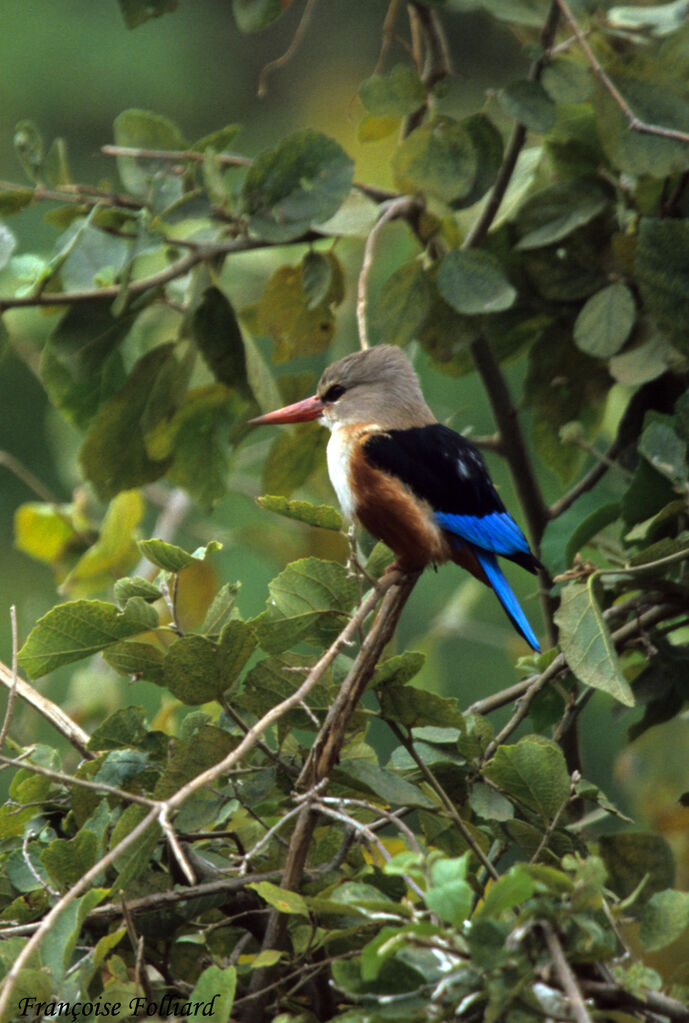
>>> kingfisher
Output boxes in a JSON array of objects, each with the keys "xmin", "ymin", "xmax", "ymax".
[{"xmin": 250, "ymin": 345, "xmax": 541, "ymax": 651}]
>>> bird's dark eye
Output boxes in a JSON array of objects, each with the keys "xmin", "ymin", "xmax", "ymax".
[{"xmin": 323, "ymin": 384, "xmax": 345, "ymax": 403}]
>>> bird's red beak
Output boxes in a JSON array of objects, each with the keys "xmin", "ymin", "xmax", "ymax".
[{"xmin": 249, "ymin": 394, "xmax": 325, "ymax": 425}]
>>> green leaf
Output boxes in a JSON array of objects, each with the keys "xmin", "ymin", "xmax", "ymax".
[
  {"xmin": 466, "ymin": 0, "xmax": 551, "ymax": 27},
  {"xmin": 425, "ymin": 854, "xmax": 472, "ymax": 926},
  {"xmin": 594, "ymin": 77, "xmax": 689, "ymax": 177},
  {"xmin": 243, "ymin": 130, "xmax": 354, "ymax": 241},
  {"xmin": 39, "ymin": 889, "xmax": 107, "ymax": 984},
  {"xmin": 477, "ymin": 864, "xmax": 536, "ymax": 918},
  {"xmin": 636, "ymin": 217, "xmax": 689, "ymax": 353},
  {"xmin": 267, "ymin": 557, "xmax": 357, "ymax": 619},
  {"xmin": 57, "ymin": 220, "xmax": 130, "ymax": 292},
  {"xmin": 469, "ymin": 782, "xmax": 514, "ymax": 822},
  {"xmin": 452, "ymin": 113, "xmax": 504, "ymax": 210},
  {"xmin": 136, "ymin": 537, "xmax": 221, "ymax": 572},
  {"xmin": 14, "ymin": 502, "xmax": 77, "ymax": 564},
  {"xmin": 219, "ymin": 619, "xmax": 258, "ymax": 692},
  {"xmin": 359, "ymin": 64, "xmax": 426, "ymax": 117},
  {"xmin": 609, "ymin": 328, "xmax": 677, "ymax": 386},
  {"xmin": 232, "ymin": 0, "xmax": 286, "ymax": 33},
  {"xmin": 372, "ymin": 261, "xmax": 433, "ymax": 347},
  {"xmin": 118, "ymin": 0, "xmax": 177, "ymax": 28},
  {"xmin": 336, "ymin": 758, "xmax": 435, "ymax": 809},
  {"xmin": 102, "ymin": 640, "xmax": 165, "ymax": 684},
  {"xmin": 639, "ymin": 889, "xmax": 689, "ymax": 951},
  {"xmin": 40, "ymin": 302, "xmax": 132, "ymax": 430},
  {"xmin": 192, "ymin": 286, "xmax": 250, "ymax": 394},
  {"xmin": 372, "ymin": 652, "xmax": 426, "ymax": 688},
  {"xmin": 18, "ymin": 598, "xmax": 158, "ymax": 678},
  {"xmin": 301, "ymin": 250, "xmax": 333, "ymax": 309},
  {"xmin": 189, "ymin": 965, "xmax": 237, "ymax": 1021},
  {"xmin": 191, "ymin": 124, "xmax": 242, "ymax": 154},
  {"xmin": 541, "ymin": 59, "xmax": 592, "ymax": 104},
  {"xmin": 0, "ymin": 185, "xmax": 35, "ymax": 214},
  {"xmin": 249, "ymin": 881, "xmax": 309, "ymax": 915},
  {"xmin": 393, "ymin": 116, "xmax": 478, "ymax": 204},
  {"xmin": 638, "ymin": 419, "xmax": 688, "ymax": 485},
  {"xmin": 249, "ymin": 257, "xmax": 343, "ymax": 362},
  {"xmin": 113, "ymin": 576, "xmax": 163, "ymax": 605},
  {"xmin": 525, "ymin": 330, "xmax": 609, "ymax": 483},
  {"xmin": 78, "ymin": 345, "xmax": 178, "ymax": 500},
  {"xmin": 257, "ymin": 495, "xmax": 343, "ymax": 531},
  {"xmin": 160, "ymin": 635, "xmax": 224, "ymax": 704},
  {"xmin": 554, "ymin": 580, "xmax": 635, "ymax": 706},
  {"xmin": 14, "ymin": 120, "xmax": 44, "ymax": 183},
  {"xmin": 565, "ymin": 501, "xmax": 621, "ymax": 565},
  {"xmin": 437, "ymin": 249, "xmax": 516, "ymax": 314},
  {"xmin": 499, "ymin": 80, "xmax": 556, "ymax": 132},
  {"xmin": 483, "ymin": 736, "xmax": 571, "ymax": 822},
  {"xmin": 200, "ymin": 581, "xmax": 242, "ymax": 636},
  {"xmin": 41, "ymin": 829, "xmax": 99, "ymax": 888},
  {"xmin": 380, "ymin": 685, "xmax": 465, "ymax": 730},
  {"xmin": 599, "ymin": 832, "xmax": 675, "ymax": 903},
  {"xmin": 113, "ymin": 109, "xmax": 188, "ymax": 197},
  {"xmin": 515, "ymin": 179, "xmax": 609, "ymax": 250},
  {"xmin": 608, "ymin": 0, "xmax": 689, "ymax": 35},
  {"xmin": 62, "ymin": 490, "xmax": 144, "ymax": 594},
  {"xmin": 0, "ymin": 223, "xmax": 16, "ymax": 270},
  {"xmin": 88, "ymin": 705, "xmax": 149, "ymax": 750},
  {"xmin": 574, "ymin": 283, "xmax": 636, "ymax": 359},
  {"xmin": 164, "ymin": 384, "xmax": 235, "ymax": 509},
  {"xmin": 262, "ymin": 424, "xmax": 328, "ymax": 497}
]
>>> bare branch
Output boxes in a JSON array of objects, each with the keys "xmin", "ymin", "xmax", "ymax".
[
  {"xmin": 257, "ymin": 0, "xmax": 319, "ymax": 98},
  {"xmin": 542, "ymin": 920, "xmax": 594, "ymax": 1023},
  {"xmin": 557, "ymin": 0, "xmax": 689, "ymax": 146},
  {"xmin": 0, "ymin": 608, "xmax": 19, "ymax": 752},
  {"xmin": 0, "ymin": 660, "xmax": 92, "ymax": 759},
  {"xmin": 357, "ymin": 196, "xmax": 422, "ymax": 350}
]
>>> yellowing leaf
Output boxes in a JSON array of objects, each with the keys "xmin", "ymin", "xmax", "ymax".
[{"xmin": 14, "ymin": 503, "xmax": 77, "ymax": 563}]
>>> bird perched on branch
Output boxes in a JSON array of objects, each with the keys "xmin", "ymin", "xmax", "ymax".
[{"xmin": 250, "ymin": 345, "xmax": 541, "ymax": 651}]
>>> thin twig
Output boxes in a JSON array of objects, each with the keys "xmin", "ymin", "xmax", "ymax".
[
  {"xmin": 375, "ymin": 0, "xmax": 403, "ymax": 73},
  {"xmin": 159, "ymin": 806, "xmax": 196, "ymax": 885},
  {"xmin": 548, "ymin": 441, "xmax": 621, "ymax": 519},
  {"xmin": 0, "ymin": 451, "xmax": 59, "ymax": 504},
  {"xmin": 580, "ymin": 981, "xmax": 689, "ymax": 1022},
  {"xmin": 385, "ymin": 718, "xmax": 499, "ymax": 880},
  {"xmin": 357, "ymin": 196, "xmax": 421, "ymax": 349},
  {"xmin": 0, "ymin": 753, "xmax": 157, "ymax": 806},
  {"xmin": 479, "ymin": 599, "xmax": 681, "ymax": 760},
  {"xmin": 542, "ymin": 920, "xmax": 594, "ymax": 1023},
  {"xmin": 0, "ymin": 609, "xmax": 19, "ymax": 752},
  {"xmin": 0, "ymin": 248, "xmax": 203, "ymax": 310},
  {"xmin": 0, "ymin": 660, "xmax": 92, "ymax": 758},
  {"xmin": 557, "ymin": 0, "xmax": 689, "ymax": 146},
  {"xmin": 100, "ymin": 144, "xmax": 251, "ymax": 167},
  {"xmin": 257, "ymin": 0, "xmax": 319, "ymax": 98}
]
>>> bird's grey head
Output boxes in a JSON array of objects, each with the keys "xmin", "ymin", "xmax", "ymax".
[{"xmin": 316, "ymin": 345, "xmax": 435, "ymax": 431}]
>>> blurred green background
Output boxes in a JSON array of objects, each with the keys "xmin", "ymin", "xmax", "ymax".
[{"xmin": 0, "ymin": 1, "xmax": 644, "ymax": 825}]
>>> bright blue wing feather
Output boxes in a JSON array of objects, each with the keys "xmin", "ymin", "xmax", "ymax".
[
  {"xmin": 472, "ymin": 549, "xmax": 540, "ymax": 652},
  {"xmin": 434, "ymin": 510, "xmax": 530, "ymax": 557}
]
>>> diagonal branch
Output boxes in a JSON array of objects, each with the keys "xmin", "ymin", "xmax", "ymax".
[
  {"xmin": 557, "ymin": 0, "xmax": 689, "ymax": 146},
  {"xmin": 240, "ymin": 570, "xmax": 420, "ymax": 1022}
]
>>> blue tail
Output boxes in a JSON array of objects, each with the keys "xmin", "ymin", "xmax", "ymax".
[{"xmin": 473, "ymin": 548, "xmax": 540, "ymax": 652}]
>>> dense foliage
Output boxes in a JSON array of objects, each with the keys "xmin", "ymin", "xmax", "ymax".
[{"xmin": 1, "ymin": 1, "xmax": 689, "ymax": 1020}]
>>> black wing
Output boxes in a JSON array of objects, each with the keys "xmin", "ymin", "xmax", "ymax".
[{"xmin": 363, "ymin": 424, "xmax": 539, "ymax": 572}]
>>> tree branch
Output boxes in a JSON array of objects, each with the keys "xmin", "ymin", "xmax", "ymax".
[
  {"xmin": 241, "ymin": 570, "xmax": 420, "ymax": 1022},
  {"xmin": 557, "ymin": 0, "xmax": 689, "ymax": 146},
  {"xmin": 542, "ymin": 920, "xmax": 594, "ymax": 1023}
]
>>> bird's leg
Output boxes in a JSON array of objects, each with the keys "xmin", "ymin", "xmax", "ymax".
[{"xmin": 345, "ymin": 525, "xmax": 378, "ymax": 588}]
